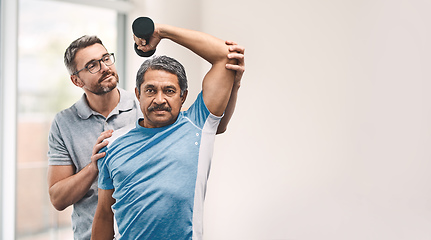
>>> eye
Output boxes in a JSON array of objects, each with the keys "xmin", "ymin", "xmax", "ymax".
[
  {"xmin": 103, "ymin": 55, "xmax": 111, "ymax": 63},
  {"xmin": 86, "ymin": 61, "xmax": 97, "ymax": 70},
  {"xmin": 165, "ymin": 88, "xmax": 176, "ymax": 95},
  {"xmin": 145, "ymin": 88, "xmax": 155, "ymax": 94}
]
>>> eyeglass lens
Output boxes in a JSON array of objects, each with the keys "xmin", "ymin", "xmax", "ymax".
[{"xmin": 88, "ymin": 54, "xmax": 115, "ymax": 74}]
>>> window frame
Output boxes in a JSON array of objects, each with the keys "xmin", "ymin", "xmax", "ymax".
[{"xmin": 0, "ymin": 0, "xmax": 131, "ymax": 239}]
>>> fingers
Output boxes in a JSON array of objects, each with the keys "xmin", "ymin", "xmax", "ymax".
[
  {"xmin": 226, "ymin": 40, "xmax": 245, "ymax": 54},
  {"xmin": 138, "ymin": 44, "xmax": 154, "ymax": 52},
  {"xmin": 133, "ymin": 32, "xmax": 161, "ymax": 53},
  {"xmin": 228, "ymin": 45, "xmax": 245, "ymax": 55},
  {"xmin": 97, "ymin": 130, "xmax": 113, "ymax": 144},
  {"xmin": 226, "ymin": 52, "xmax": 245, "ymax": 72},
  {"xmin": 91, "ymin": 152, "xmax": 106, "ymax": 163},
  {"xmin": 133, "ymin": 35, "xmax": 152, "ymax": 52},
  {"xmin": 93, "ymin": 138, "xmax": 109, "ymax": 153},
  {"xmin": 225, "ymin": 40, "xmax": 245, "ymax": 85},
  {"xmin": 91, "ymin": 130, "xmax": 113, "ymax": 163},
  {"xmin": 225, "ymin": 63, "xmax": 245, "ymax": 73},
  {"xmin": 133, "ymin": 35, "xmax": 147, "ymax": 46},
  {"xmin": 225, "ymin": 40, "xmax": 238, "ymax": 46},
  {"xmin": 227, "ymin": 52, "xmax": 245, "ymax": 62},
  {"xmin": 225, "ymin": 40, "xmax": 245, "ymax": 65}
]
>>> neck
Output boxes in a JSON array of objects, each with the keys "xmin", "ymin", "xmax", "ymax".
[{"xmin": 85, "ymin": 88, "xmax": 120, "ymax": 118}]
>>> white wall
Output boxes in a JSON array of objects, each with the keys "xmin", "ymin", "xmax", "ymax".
[{"xmin": 129, "ymin": 1, "xmax": 431, "ymax": 239}]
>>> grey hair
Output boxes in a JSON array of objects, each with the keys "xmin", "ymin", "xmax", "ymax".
[
  {"xmin": 136, "ymin": 55, "xmax": 188, "ymax": 96},
  {"xmin": 64, "ymin": 35, "xmax": 104, "ymax": 75}
]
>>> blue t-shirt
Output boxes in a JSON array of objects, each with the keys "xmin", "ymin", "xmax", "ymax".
[{"xmin": 98, "ymin": 92, "xmax": 221, "ymax": 240}]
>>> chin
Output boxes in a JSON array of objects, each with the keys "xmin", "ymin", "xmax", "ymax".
[
  {"xmin": 95, "ymin": 83, "xmax": 117, "ymax": 95},
  {"xmin": 147, "ymin": 116, "xmax": 176, "ymax": 128}
]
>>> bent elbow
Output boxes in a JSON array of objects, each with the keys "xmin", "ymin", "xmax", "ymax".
[
  {"xmin": 49, "ymin": 188, "xmax": 68, "ymax": 211},
  {"xmin": 216, "ymin": 127, "xmax": 227, "ymax": 135},
  {"xmin": 50, "ymin": 200, "xmax": 67, "ymax": 211}
]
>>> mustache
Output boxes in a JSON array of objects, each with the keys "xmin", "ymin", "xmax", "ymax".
[
  {"xmin": 98, "ymin": 71, "xmax": 116, "ymax": 83},
  {"xmin": 148, "ymin": 104, "xmax": 172, "ymax": 112}
]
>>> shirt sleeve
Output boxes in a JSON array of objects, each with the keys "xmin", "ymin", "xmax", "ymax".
[
  {"xmin": 98, "ymin": 149, "xmax": 114, "ymax": 190},
  {"xmin": 47, "ymin": 116, "xmax": 74, "ymax": 166},
  {"xmin": 186, "ymin": 91, "xmax": 222, "ymax": 129}
]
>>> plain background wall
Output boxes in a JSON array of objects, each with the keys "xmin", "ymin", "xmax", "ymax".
[{"xmin": 128, "ymin": 1, "xmax": 431, "ymax": 239}]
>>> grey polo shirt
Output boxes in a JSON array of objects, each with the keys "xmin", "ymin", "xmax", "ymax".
[{"xmin": 48, "ymin": 87, "xmax": 141, "ymax": 240}]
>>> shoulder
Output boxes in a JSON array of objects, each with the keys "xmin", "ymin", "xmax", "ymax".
[
  {"xmin": 185, "ymin": 92, "xmax": 208, "ymax": 114},
  {"xmin": 53, "ymin": 92, "xmax": 91, "ymax": 123},
  {"xmin": 50, "ymin": 104, "xmax": 79, "ymax": 128},
  {"xmin": 105, "ymin": 123, "xmax": 136, "ymax": 148},
  {"xmin": 118, "ymin": 88, "xmax": 135, "ymax": 98},
  {"xmin": 184, "ymin": 91, "xmax": 221, "ymax": 128},
  {"xmin": 117, "ymin": 88, "xmax": 141, "ymax": 116}
]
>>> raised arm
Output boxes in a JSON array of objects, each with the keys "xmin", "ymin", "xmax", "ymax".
[
  {"xmin": 135, "ymin": 23, "xmax": 237, "ymax": 116},
  {"xmin": 47, "ymin": 130, "xmax": 113, "ymax": 210}
]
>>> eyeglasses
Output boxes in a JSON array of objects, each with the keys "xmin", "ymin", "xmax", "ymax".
[{"xmin": 73, "ymin": 53, "xmax": 115, "ymax": 75}]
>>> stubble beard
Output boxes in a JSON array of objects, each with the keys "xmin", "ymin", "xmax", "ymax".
[{"xmin": 90, "ymin": 72, "xmax": 119, "ymax": 95}]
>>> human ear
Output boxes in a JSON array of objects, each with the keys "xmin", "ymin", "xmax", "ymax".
[
  {"xmin": 135, "ymin": 87, "xmax": 140, "ymax": 99},
  {"xmin": 71, "ymin": 75, "xmax": 83, "ymax": 88},
  {"xmin": 181, "ymin": 90, "xmax": 188, "ymax": 104}
]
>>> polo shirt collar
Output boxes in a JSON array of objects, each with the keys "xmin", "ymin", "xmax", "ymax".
[
  {"xmin": 75, "ymin": 88, "xmax": 136, "ymax": 120},
  {"xmin": 116, "ymin": 88, "xmax": 136, "ymax": 113}
]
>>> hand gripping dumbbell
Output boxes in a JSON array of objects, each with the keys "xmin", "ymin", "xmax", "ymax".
[{"xmin": 132, "ymin": 17, "xmax": 156, "ymax": 57}]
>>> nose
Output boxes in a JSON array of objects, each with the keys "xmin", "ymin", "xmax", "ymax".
[
  {"xmin": 153, "ymin": 91, "xmax": 166, "ymax": 104},
  {"xmin": 99, "ymin": 60, "xmax": 111, "ymax": 73}
]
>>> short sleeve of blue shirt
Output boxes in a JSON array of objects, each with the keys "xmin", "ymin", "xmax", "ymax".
[
  {"xmin": 185, "ymin": 91, "xmax": 221, "ymax": 129},
  {"xmin": 98, "ymin": 149, "xmax": 114, "ymax": 190}
]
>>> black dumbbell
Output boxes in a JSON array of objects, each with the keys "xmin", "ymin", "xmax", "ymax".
[{"xmin": 132, "ymin": 17, "xmax": 156, "ymax": 57}]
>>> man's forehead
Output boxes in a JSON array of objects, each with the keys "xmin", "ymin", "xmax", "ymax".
[
  {"xmin": 142, "ymin": 81, "xmax": 179, "ymax": 88},
  {"xmin": 142, "ymin": 70, "xmax": 179, "ymax": 87}
]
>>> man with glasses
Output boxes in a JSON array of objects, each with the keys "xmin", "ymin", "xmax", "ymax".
[
  {"xmin": 73, "ymin": 53, "xmax": 115, "ymax": 77},
  {"xmin": 47, "ymin": 35, "xmax": 245, "ymax": 240}
]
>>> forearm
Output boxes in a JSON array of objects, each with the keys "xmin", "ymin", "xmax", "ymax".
[
  {"xmin": 217, "ymin": 83, "xmax": 240, "ymax": 134},
  {"xmin": 48, "ymin": 163, "xmax": 98, "ymax": 210},
  {"xmin": 92, "ymin": 189, "xmax": 115, "ymax": 240},
  {"xmin": 157, "ymin": 24, "xmax": 231, "ymax": 65},
  {"xmin": 91, "ymin": 209, "xmax": 114, "ymax": 240}
]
